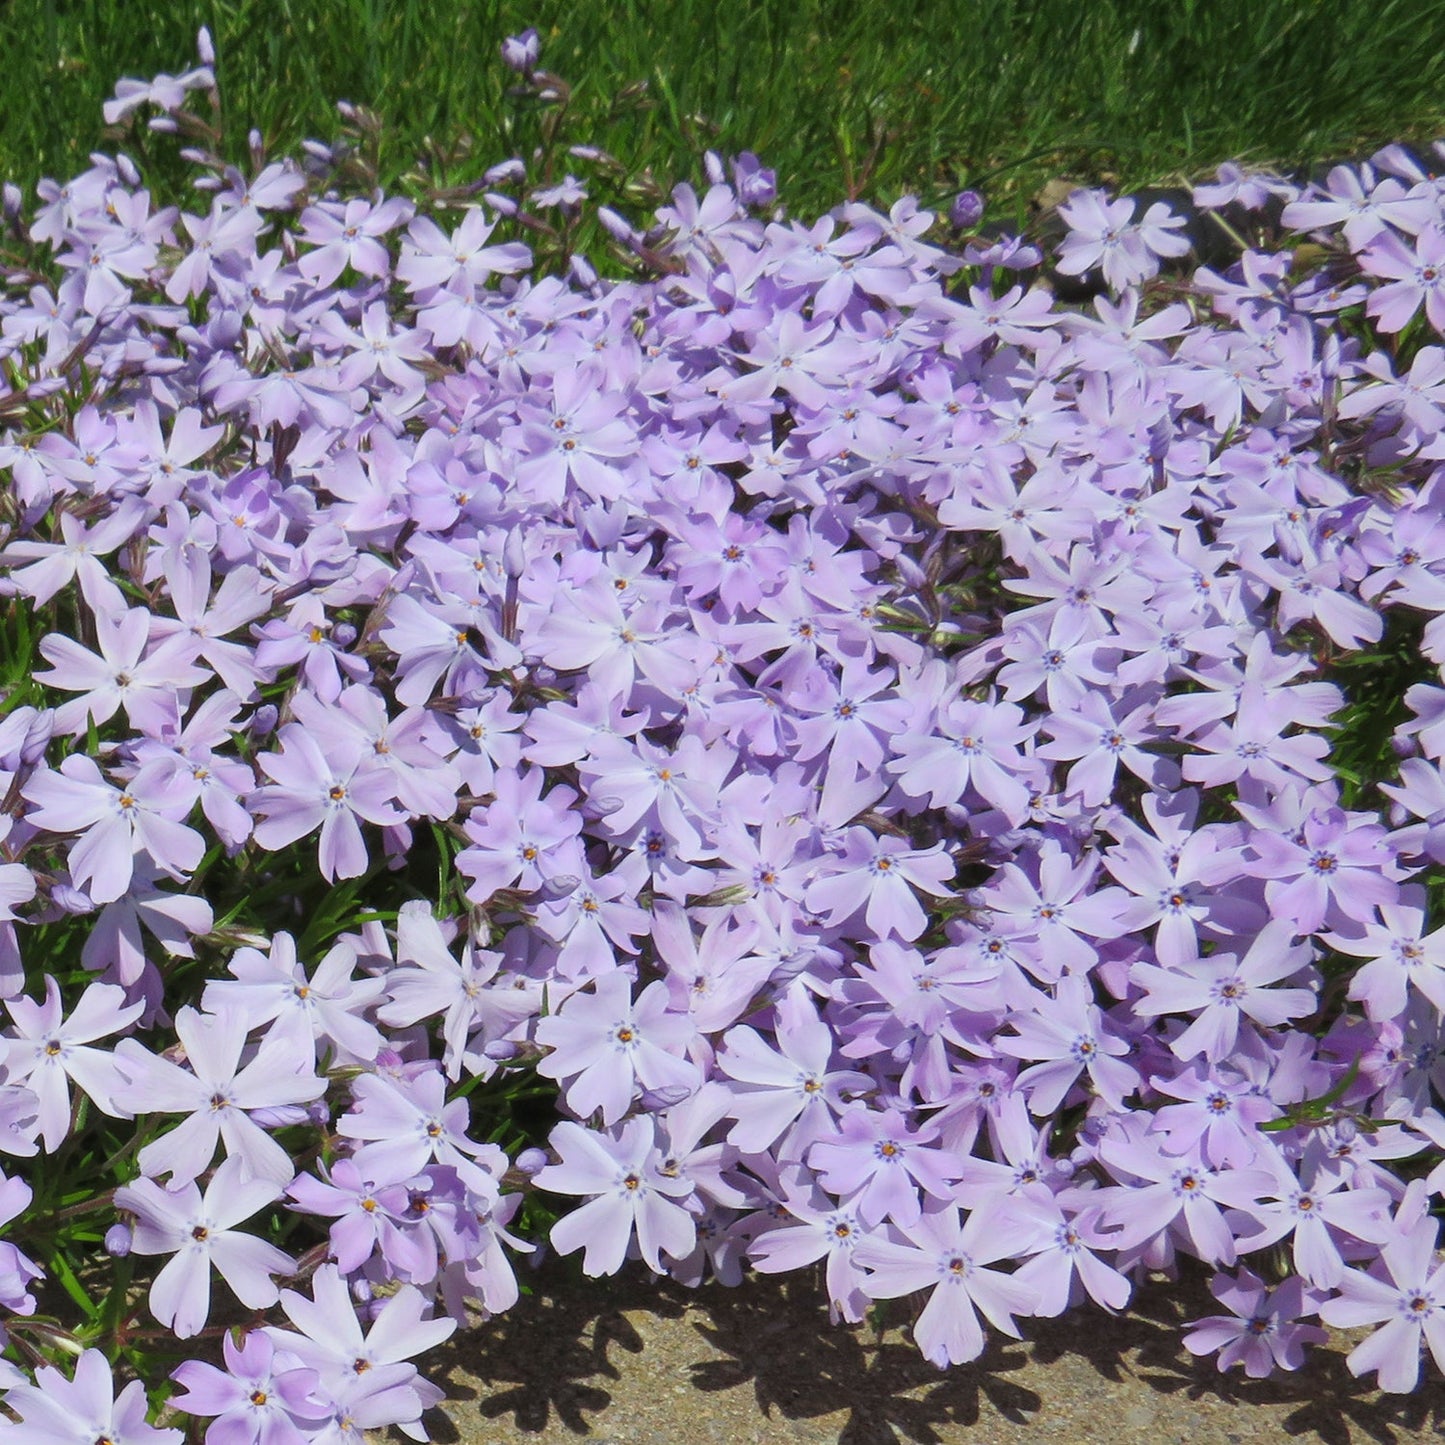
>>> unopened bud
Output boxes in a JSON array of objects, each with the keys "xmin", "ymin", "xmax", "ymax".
[
  {"xmin": 597, "ymin": 206, "xmax": 636, "ymax": 244},
  {"xmin": 502, "ymin": 527, "xmax": 528, "ymax": 579},
  {"xmin": 197, "ymin": 26, "xmax": 216, "ymax": 65},
  {"xmin": 332, "ymin": 622, "xmax": 358, "ymax": 648},
  {"xmin": 104, "ymin": 1222, "xmax": 133, "ymax": 1258},
  {"xmin": 484, "ymin": 157, "xmax": 527, "ymax": 186},
  {"xmin": 950, "ymin": 189, "xmax": 985, "ymax": 229},
  {"xmin": 515, "ymin": 1147, "xmax": 549, "ymax": 1175},
  {"xmin": 500, "ymin": 27, "xmax": 541, "ymax": 74},
  {"xmin": 249, "ymin": 1104, "xmax": 309, "ymax": 1129},
  {"xmin": 703, "ymin": 151, "xmax": 727, "ymax": 187},
  {"xmin": 568, "ymin": 254, "xmax": 598, "ymax": 290},
  {"xmin": 52, "ymin": 881, "xmax": 96, "ymax": 915},
  {"xmin": 21, "ymin": 709, "xmax": 53, "ymax": 767},
  {"xmin": 250, "ymin": 704, "xmax": 279, "ymax": 739},
  {"xmin": 731, "ymin": 153, "xmax": 776, "ymax": 208}
]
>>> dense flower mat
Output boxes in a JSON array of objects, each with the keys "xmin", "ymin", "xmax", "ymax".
[{"xmin": 2, "ymin": 26, "xmax": 1445, "ymax": 1442}]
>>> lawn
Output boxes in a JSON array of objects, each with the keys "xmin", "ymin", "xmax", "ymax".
[{"xmin": 5, "ymin": 0, "xmax": 1445, "ymax": 216}]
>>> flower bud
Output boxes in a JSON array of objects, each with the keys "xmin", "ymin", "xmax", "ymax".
[
  {"xmin": 250, "ymin": 704, "xmax": 279, "ymax": 739},
  {"xmin": 249, "ymin": 1104, "xmax": 309, "ymax": 1129},
  {"xmin": 502, "ymin": 527, "xmax": 528, "ymax": 579},
  {"xmin": 568, "ymin": 254, "xmax": 598, "ymax": 290},
  {"xmin": 515, "ymin": 1147, "xmax": 549, "ymax": 1176},
  {"xmin": 500, "ymin": 27, "xmax": 541, "ymax": 74},
  {"xmin": 52, "ymin": 881, "xmax": 96, "ymax": 915},
  {"xmin": 703, "ymin": 151, "xmax": 727, "ymax": 187},
  {"xmin": 484, "ymin": 157, "xmax": 526, "ymax": 186},
  {"xmin": 949, "ymin": 189, "xmax": 985, "ymax": 229},
  {"xmin": 105, "ymin": 1223, "xmax": 133, "ymax": 1258},
  {"xmin": 597, "ymin": 206, "xmax": 636, "ymax": 244},
  {"xmin": 21, "ymin": 709, "xmax": 53, "ymax": 767},
  {"xmin": 731, "ymin": 152, "xmax": 776, "ymax": 208},
  {"xmin": 332, "ymin": 622, "xmax": 358, "ymax": 648},
  {"xmin": 197, "ymin": 26, "xmax": 216, "ymax": 65}
]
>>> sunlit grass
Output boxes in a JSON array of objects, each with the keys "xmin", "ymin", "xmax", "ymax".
[{"xmin": 4, "ymin": 0, "xmax": 1445, "ymax": 217}]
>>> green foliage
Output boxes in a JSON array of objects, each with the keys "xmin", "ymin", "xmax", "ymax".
[{"xmin": 3, "ymin": 0, "xmax": 1445, "ymax": 218}]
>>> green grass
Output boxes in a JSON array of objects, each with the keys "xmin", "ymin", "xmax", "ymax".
[{"xmin": 3, "ymin": 0, "xmax": 1445, "ymax": 220}]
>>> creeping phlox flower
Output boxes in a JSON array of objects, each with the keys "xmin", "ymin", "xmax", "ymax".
[
  {"xmin": 6, "ymin": 23, "xmax": 1445, "ymax": 1437},
  {"xmin": 115, "ymin": 1156, "xmax": 295, "ymax": 1339}
]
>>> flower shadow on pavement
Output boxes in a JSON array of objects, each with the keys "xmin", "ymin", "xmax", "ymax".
[{"xmin": 418, "ymin": 1256, "xmax": 1445, "ymax": 1445}]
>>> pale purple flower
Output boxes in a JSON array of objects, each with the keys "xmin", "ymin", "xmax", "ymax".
[
  {"xmin": 251, "ymin": 724, "xmax": 407, "ymax": 882},
  {"xmin": 113, "ymin": 1006, "xmax": 325, "ymax": 1185},
  {"xmin": 804, "ymin": 827, "xmax": 954, "ymax": 942},
  {"xmin": 1321, "ymin": 1209, "xmax": 1445, "ymax": 1394},
  {"xmin": 854, "ymin": 1203, "xmax": 1039, "ymax": 1367},
  {"xmin": 746, "ymin": 1180, "xmax": 874, "ymax": 1325},
  {"xmin": 22, "ymin": 755, "xmax": 206, "ymax": 904},
  {"xmin": 1131, "ymin": 920, "xmax": 1318, "ymax": 1062},
  {"xmin": 808, "ymin": 1104, "xmax": 959, "ymax": 1227},
  {"xmin": 3, "ymin": 976, "xmax": 142, "ymax": 1149},
  {"xmin": 378, "ymin": 902, "xmax": 538, "ymax": 1079},
  {"xmin": 262, "ymin": 1264, "xmax": 455, "ymax": 1432},
  {"xmin": 335, "ymin": 1065, "xmax": 505, "ymax": 1191},
  {"xmin": 201, "ymin": 933, "xmax": 385, "ymax": 1065},
  {"xmin": 1184, "ymin": 1269, "xmax": 1328, "ymax": 1378},
  {"xmin": 286, "ymin": 1156, "xmax": 420, "ymax": 1277},
  {"xmin": 993, "ymin": 973, "xmax": 1137, "ymax": 1115},
  {"xmin": 535, "ymin": 972, "xmax": 699, "ymax": 1126},
  {"xmin": 717, "ymin": 981, "xmax": 871, "ymax": 1158},
  {"xmin": 170, "ymin": 1330, "xmax": 330, "ymax": 1445},
  {"xmin": 0, "ymin": 1348, "xmax": 182, "ymax": 1445},
  {"xmin": 1326, "ymin": 894, "xmax": 1445, "ymax": 1020},
  {"xmin": 36, "ymin": 605, "xmax": 209, "ymax": 737},
  {"xmin": 536, "ymin": 1117, "xmax": 696, "ymax": 1275},
  {"xmin": 114, "ymin": 1156, "xmax": 295, "ymax": 1338}
]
